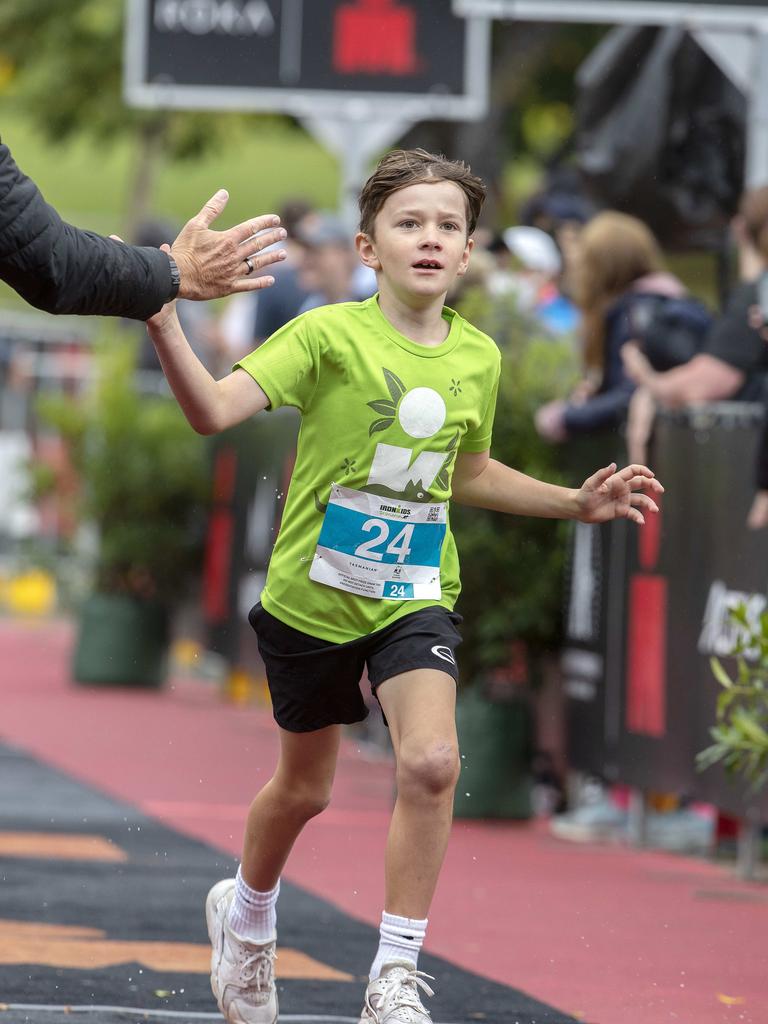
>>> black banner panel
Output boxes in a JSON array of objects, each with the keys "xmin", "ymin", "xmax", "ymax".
[{"xmin": 127, "ymin": 0, "xmax": 488, "ymax": 118}]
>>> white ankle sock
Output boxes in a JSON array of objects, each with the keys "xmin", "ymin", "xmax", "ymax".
[
  {"xmin": 369, "ymin": 911, "xmax": 427, "ymax": 981},
  {"xmin": 227, "ymin": 867, "xmax": 279, "ymax": 943}
]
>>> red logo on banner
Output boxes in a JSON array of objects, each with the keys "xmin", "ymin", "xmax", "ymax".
[
  {"xmin": 333, "ymin": 0, "xmax": 419, "ymax": 75},
  {"xmin": 626, "ymin": 498, "xmax": 667, "ymax": 737}
]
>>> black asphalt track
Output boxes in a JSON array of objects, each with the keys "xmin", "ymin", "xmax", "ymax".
[{"xmin": 0, "ymin": 741, "xmax": 576, "ymax": 1024}]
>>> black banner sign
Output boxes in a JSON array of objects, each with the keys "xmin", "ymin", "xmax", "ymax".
[{"xmin": 126, "ymin": 0, "xmax": 488, "ymax": 118}]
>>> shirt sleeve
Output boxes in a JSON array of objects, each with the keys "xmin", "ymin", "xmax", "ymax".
[
  {"xmin": 0, "ymin": 142, "xmax": 172, "ymax": 319},
  {"xmin": 460, "ymin": 348, "xmax": 501, "ymax": 453},
  {"xmin": 703, "ymin": 283, "xmax": 766, "ymax": 373},
  {"xmin": 233, "ymin": 312, "xmax": 320, "ymax": 413}
]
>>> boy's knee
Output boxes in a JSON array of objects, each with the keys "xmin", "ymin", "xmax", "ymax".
[
  {"xmin": 274, "ymin": 778, "xmax": 331, "ymax": 821},
  {"xmin": 397, "ymin": 741, "xmax": 460, "ymax": 798}
]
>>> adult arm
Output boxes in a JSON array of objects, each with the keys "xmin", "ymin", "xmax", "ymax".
[
  {"xmin": 0, "ymin": 142, "xmax": 286, "ymax": 319},
  {"xmin": 621, "ymin": 345, "xmax": 744, "ymax": 407},
  {"xmin": 451, "ymin": 450, "xmax": 662, "ymax": 525},
  {"xmin": 561, "ymin": 381, "xmax": 636, "ymax": 434}
]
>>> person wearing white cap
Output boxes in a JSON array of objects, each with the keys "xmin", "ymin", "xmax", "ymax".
[{"xmin": 502, "ymin": 225, "xmax": 579, "ymax": 335}]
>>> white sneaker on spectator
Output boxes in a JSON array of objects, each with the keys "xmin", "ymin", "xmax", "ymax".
[
  {"xmin": 205, "ymin": 878, "xmax": 278, "ymax": 1024},
  {"xmin": 550, "ymin": 781, "xmax": 628, "ymax": 843},
  {"xmin": 359, "ymin": 960, "xmax": 435, "ymax": 1023}
]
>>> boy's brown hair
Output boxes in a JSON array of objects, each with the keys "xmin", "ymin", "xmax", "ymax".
[{"xmin": 358, "ymin": 148, "xmax": 486, "ymax": 238}]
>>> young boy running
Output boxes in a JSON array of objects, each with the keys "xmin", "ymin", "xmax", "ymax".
[{"xmin": 146, "ymin": 149, "xmax": 662, "ymax": 1024}]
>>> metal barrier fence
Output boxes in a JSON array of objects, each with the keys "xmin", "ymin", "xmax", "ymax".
[{"xmin": 562, "ymin": 404, "xmax": 768, "ymax": 869}]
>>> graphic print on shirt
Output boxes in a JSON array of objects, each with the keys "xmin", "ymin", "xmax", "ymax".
[
  {"xmin": 310, "ymin": 367, "xmax": 455, "ymax": 601},
  {"xmin": 314, "ymin": 367, "xmax": 458, "ymax": 513}
]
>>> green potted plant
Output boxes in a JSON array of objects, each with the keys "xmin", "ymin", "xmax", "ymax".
[
  {"xmin": 450, "ymin": 288, "xmax": 579, "ymax": 817},
  {"xmin": 33, "ymin": 335, "xmax": 210, "ymax": 687},
  {"xmin": 698, "ymin": 602, "xmax": 768, "ymax": 792}
]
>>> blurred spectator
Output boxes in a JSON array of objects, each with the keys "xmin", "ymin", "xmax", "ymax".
[
  {"xmin": 535, "ymin": 211, "xmax": 693, "ymax": 443},
  {"xmin": 483, "ymin": 232, "xmax": 518, "ymax": 297},
  {"xmin": 219, "ymin": 199, "xmax": 318, "ymax": 360},
  {"xmin": 254, "ymin": 199, "xmax": 318, "ymax": 340},
  {"xmin": 297, "ymin": 213, "xmax": 375, "ymax": 313},
  {"xmin": 520, "ymin": 169, "xmax": 594, "ymax": 237},
  {"xmin": 623, "ymin": 185, "xmax": 768, "ymax": 463},
  {"xmin": 519, "ymin": 169, "xmax": 594, "ymax": 299},
  {"xmin": 502, "ymin": 225, "xmax": 579, "ymax": 336}
]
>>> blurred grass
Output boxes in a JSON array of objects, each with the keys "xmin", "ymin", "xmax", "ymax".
[{"xmin": 0, "ymin": 109, "xmax": 340, "ymax": 312}]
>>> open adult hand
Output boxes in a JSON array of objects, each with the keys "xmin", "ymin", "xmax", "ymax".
[
  {"xmin": 171, "ymin": 190, "xmax": 288, "ymax": 300},
  {"xmin": 575, "ymin": 463, "xmax": 663, "ymax": 526}
]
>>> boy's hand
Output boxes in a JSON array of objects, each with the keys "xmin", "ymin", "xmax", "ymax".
[{"xmin": 575, "ymin": 463, "xmax": 663, "ymax": 526}]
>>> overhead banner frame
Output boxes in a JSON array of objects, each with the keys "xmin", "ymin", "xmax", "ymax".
[
  {"xmin": 453, "ymin": 1, "xmax": 768, "ymax": 29},
  {"xmin": 125, "ymin": 0, "xmax": 490, "ymax": 122}
]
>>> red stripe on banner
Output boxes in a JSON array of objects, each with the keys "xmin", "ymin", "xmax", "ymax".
[
  {"xmin": 203, "ymin": 448, "xmax": 238, "ymax": 623},
  {"xmin": 638, "ymin": 494, "xmax": 662, "ymax": 571},
  {"xmin": 212, "ymin": 447, "xmax": 237, "ymax": 502},
  {"xmin": 626, "ymin": 574, "xmax": 667, "ymax": 737},
  {"xmin": 202, "ymin": 510, "xmax": 234, "ymax": 623}
]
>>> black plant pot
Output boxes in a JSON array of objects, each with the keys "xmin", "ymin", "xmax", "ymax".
[
  {"xmin": 73, "ymin": 592, "xmax": 170, "ymax": 688},
  {"xmin": 454, "ymin": 685, "xmax": 533, "ymax": 820}
]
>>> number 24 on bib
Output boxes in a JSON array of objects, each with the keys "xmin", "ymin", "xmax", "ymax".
[{"xmin": 309, "ymin": 483, "xmax": 446, "ymax": 600}]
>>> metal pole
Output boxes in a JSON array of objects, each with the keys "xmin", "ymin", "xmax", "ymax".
[
  {"xmin": 747, "ymin": 28, "xmax": 768, "ymax": 186},
  {"xmin": 627, "ymin": 788, "xmax": 648, "ymax": 846},
  {"xmin": 300, "ymin": 115, "xmax": 413, "ymax": 233},
  {"xmin": 736, "ymin": 812, "xmax": 762, "ymax": 880}
]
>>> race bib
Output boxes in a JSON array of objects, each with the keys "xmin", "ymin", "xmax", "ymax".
[{"xmin": 309, "ymin": 483, "xmax": 446, "ymax": 600}]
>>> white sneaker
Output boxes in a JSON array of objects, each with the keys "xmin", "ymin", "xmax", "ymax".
[
  {"xmin": 205, "ymin": 878, "xmax": 278, "ymax": 1024},
  {"xmin": 359, "ymin": 960, "xmax": 435, "ymax": 1023},
  {"xmin": 549, "ymin": 785, "xmax": 628, "ymax": 843}
]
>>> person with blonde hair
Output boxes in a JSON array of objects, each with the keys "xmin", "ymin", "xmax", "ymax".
[{"xmin": 535, "ymin": 210, "xmax": 691, "ymax": 442}]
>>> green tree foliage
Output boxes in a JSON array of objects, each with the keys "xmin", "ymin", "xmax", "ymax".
[
  {"xmin": 698, "ymin": 602, "xmax": 768, "ymax": 792},
  {"xmin": 0, "ymin": 0, "xmax": 289, "ymax": 223},
  {"xmin": 451, "ymin": 289, "xmax": 579, "ymax": 682}
]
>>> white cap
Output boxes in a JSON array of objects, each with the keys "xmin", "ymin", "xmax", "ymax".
[{"xmin": 502, "ymin": 226, "xmax": 562, "ymax": 275}]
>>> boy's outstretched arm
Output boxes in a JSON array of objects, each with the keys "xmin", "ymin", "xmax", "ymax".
[
  {"xmin": 451, "ymin": 451, "xmax": 663, "ymax": 526},
  {"xmin": 146, "ymin": 303, "xmax": 269, "ymax": 434}
]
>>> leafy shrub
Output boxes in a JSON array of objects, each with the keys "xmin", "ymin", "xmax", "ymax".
[{"xmin": 698, "ymin": 602, "xmax": 768, "ymax": 792}]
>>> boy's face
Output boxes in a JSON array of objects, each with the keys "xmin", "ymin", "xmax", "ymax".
[{"xmin": 356, "ymin": 180, "xmax": 473, "ymax": 304}]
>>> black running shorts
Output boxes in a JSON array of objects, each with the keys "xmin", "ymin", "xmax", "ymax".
[{"xmin": 248, "ymin": 603, "xmax": 463, "ymax": 733}]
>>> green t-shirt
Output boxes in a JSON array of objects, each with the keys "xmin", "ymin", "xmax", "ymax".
[{"xmin": 234, "ymin": 295, "xmax": 500, "ymax": 643}]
